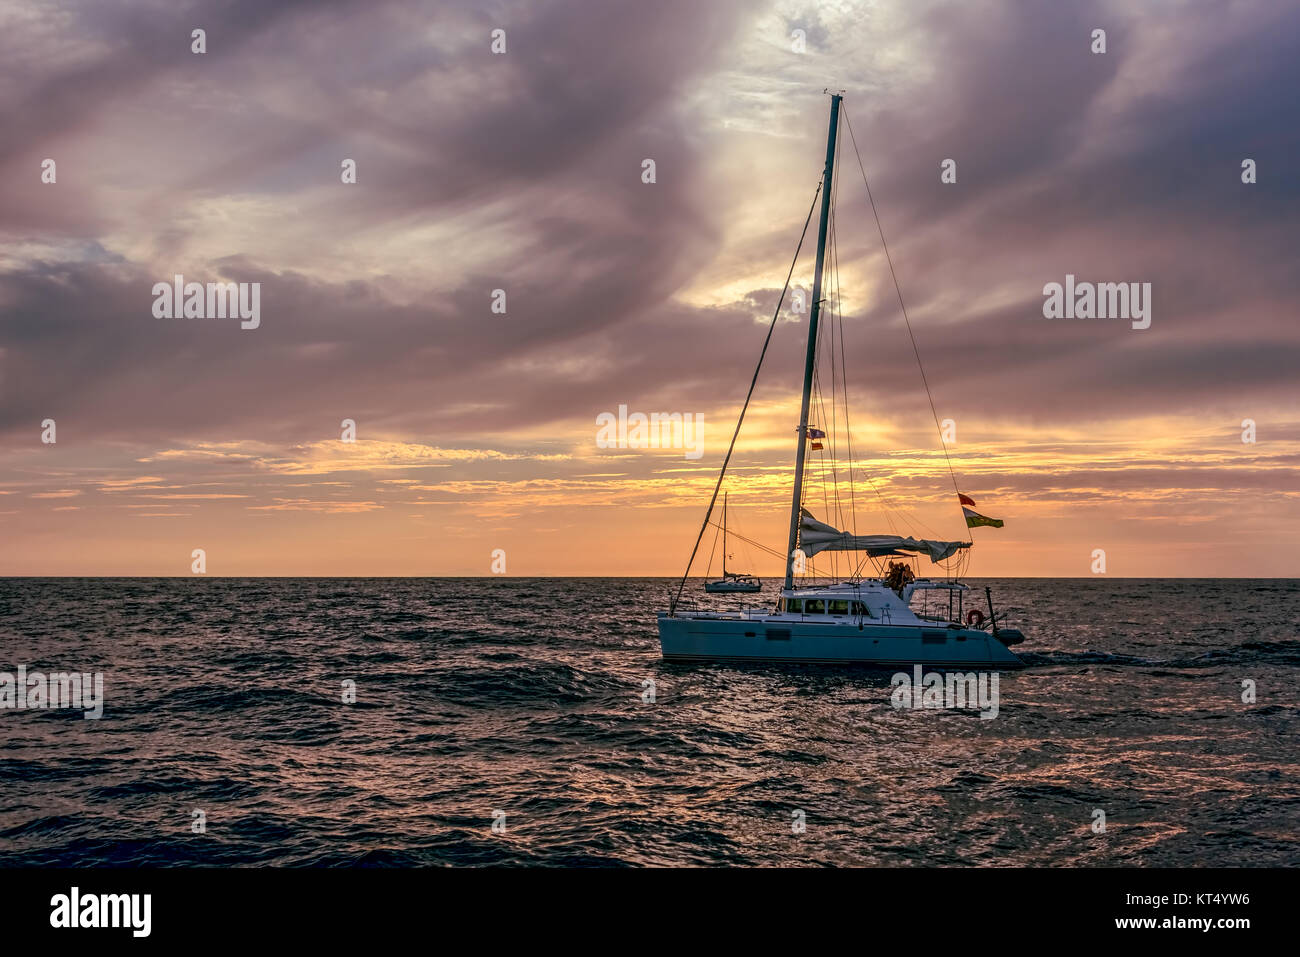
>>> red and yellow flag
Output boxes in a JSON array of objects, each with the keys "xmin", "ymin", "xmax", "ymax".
[{"xmin": 958, "ymin": 494, "xmax": 1004, "ymax": 528}]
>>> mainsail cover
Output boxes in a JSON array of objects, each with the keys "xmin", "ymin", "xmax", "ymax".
[{"xmin": 797, "ymin": 509, "xmax": 969, "ymax": 563}]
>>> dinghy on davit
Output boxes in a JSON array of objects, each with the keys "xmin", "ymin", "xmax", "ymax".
[{"xmin": 657, "ymin": 93, "xmax": 1028, "ymax": 668}]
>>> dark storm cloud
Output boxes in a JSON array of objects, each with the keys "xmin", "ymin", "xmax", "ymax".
[
  {"xmin": 0, "ymin": 0, "xmax": 748, "ymax": 441},
  {"xmin": 0, "ymin": 0, "xmax": 1297, "ymax": 451},
  {"xmin": 788, "ymin": 0, "xmax": 1300, "ymax": 426},
  {"xmin": 0, "ymin": 0, "xmax": 357, "ymax": 230}
]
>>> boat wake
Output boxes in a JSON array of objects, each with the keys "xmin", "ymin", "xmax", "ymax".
[{"xmin": 1018, "ymin": 639, "xmax": 1300, "ymax": 669}]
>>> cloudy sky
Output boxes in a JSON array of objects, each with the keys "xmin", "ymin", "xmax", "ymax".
[{"xmin": 1, "ymin": 0, "xmax": 1296, "ymax": 576}]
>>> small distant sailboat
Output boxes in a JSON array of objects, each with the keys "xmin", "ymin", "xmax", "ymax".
[
  {"xmin": 704, "ymin": 494, "xmax": 762, "ymax": 593},
  {"xmin": 658, "ymin": 93, "xmax": 1028, "ymax": 667}
]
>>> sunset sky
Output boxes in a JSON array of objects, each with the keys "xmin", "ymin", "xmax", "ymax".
[{"xmin": 1, "ymin": 0, "xmax": 1297, "ymax": 577}]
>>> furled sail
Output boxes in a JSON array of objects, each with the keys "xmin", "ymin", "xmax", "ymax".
[{"xmin": 797, "ymin": 509, "xmax": 969, "ymax": 562}]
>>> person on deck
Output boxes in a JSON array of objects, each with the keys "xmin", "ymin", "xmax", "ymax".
[{"xmin": 885, "ymin": 561, "xmax": 915, "ymax": 596}]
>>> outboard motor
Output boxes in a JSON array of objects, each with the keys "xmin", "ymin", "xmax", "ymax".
[{"xmin": 984, "ymin": 586, "xmax": 1025, "ymax": 645}]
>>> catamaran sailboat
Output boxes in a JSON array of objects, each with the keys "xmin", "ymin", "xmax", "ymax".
[
  {"xmin": 704, "ymin": 493, "xmax": 762, "ymax": 593},
  {"xmin": 658, "ymin": 94, "xmax": 1027, "ymax": 668}
]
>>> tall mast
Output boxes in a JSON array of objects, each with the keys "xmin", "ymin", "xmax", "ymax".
[{"xmin": 784, "ymin": 93, "xmax": 841, "ymax": 590}]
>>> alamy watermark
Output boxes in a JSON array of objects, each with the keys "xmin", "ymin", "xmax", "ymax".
[
  {"xmin": 49, "ymin": 887, "xmax": 150, "ymax": 937},
  {"xmin": 891, "ymin": 665, "xmax": 999, "ymax": 720},
  {"xmin": 1042, "ymin": 274, "xmax": 1150, "ymax": 330},
  {"xmin": 0, "ymin": 665, "xmax": 104, "ymax": 719},
  {"xmin": 596, "ymin": 404, "xmax": 704, "ymax": 460},
  {"xmin": 152, "ymin": 274, "xmax": 260, "ymax": 329}
]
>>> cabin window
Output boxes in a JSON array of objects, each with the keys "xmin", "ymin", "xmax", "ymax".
[
  {"xmin": 804, "ymin": 599, "xmax": 825, "ymax": 614},
  {"xmin": 785, "ymin": 598, "xmax": 802, "ymax": 613},
  {"xmin": 828, "ymin": 600, "xmax": 849, "ymax": 616},
  {"xmin": 851, "ymin": 601, "xmax": 873, "ymax": 618}
]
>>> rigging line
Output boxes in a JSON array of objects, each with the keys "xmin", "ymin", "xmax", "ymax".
[
  {"xmin": 826, "ymin": 227, "xmax": 847, "ymax": 540},
  {"xmin": 860, "ymin": 469, "xmax": 899, "ymax": 536},
  {"xmin": 833, "ymin": 339, "xmax": 850, "ymax": 577},
  {"xmin": 806, "ymin": 143, "xmax": 848, "ymax": 580},
  {"xmin": 828, "ymin": 209, "xmax": 842, "ymax": 538},
  {"xmin": 733, "ymin": 505, "xmax": 759, "ymax": 573},
  {"xmin": 841, "ymin": 106, "xmax": 970, "ymax": 543},
  {"xmin": 706, "ymin": 523, "xmax": 790, "ymax": 562},
  {"xmin": 669, "ymin": 180, "xmax": 823, "ymax": 616},
  {"xmin": 855, "ymin": 465, "xmax": 933, "ymax": 541},
  {"xmin": 720, "ymin": 527, "xmax": 836, "ymax": 584},
  {"xmin": 824, "ymin": 259, "xmax": 837, "ymax": 524},
  {"xmin": 830, "ymin": 150, "xmax": 852, "ymax": 545},
  {"xmin": 826, "ymin": 203, "xmax": 846, "ymax": 543},
  {"xmin": 830, "ymin": 180, "xmax": 860, "ymax": 543},
  {"xmin": 811, "ymin": 333, "xmax": 840, "ymax": 578},
  {"xmin": 825, "ymin": 156, "xmax": 842, "ymax": 537},
  {"xmin": 874, "ymin": 485, "xmax": 941, "ymax": 539},
  {"xmin": 704, "ymin": 514, "xmax": 721, "ymax": 578},
  {"xmin": 811, "ymin": 332, "xmax": 830, "ymax": 465},
  {"xmin": 810, "ymin": 366, "xmax": 833, "ymax": 578},
  {"xmin": 830, "ymin": 126, "xmax": 859, "ymax": 542},
  {"xmin": 838, "ymin": 276, "xmax": 859, "ymax": 537}
]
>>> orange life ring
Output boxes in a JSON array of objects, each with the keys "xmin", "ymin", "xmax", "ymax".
[{"xmin": 965, "ymin": 609, "xmax": 986, "ymax": 628}]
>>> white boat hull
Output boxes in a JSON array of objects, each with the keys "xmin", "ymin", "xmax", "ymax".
[{"xmin": 657, "ymin": 613, "xmax": 1024, "ymax": 668}]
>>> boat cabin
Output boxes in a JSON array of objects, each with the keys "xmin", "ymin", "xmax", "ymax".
[{"xmin": 767, "ymin": 579, "xmax": 969, "ymax": 626}]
